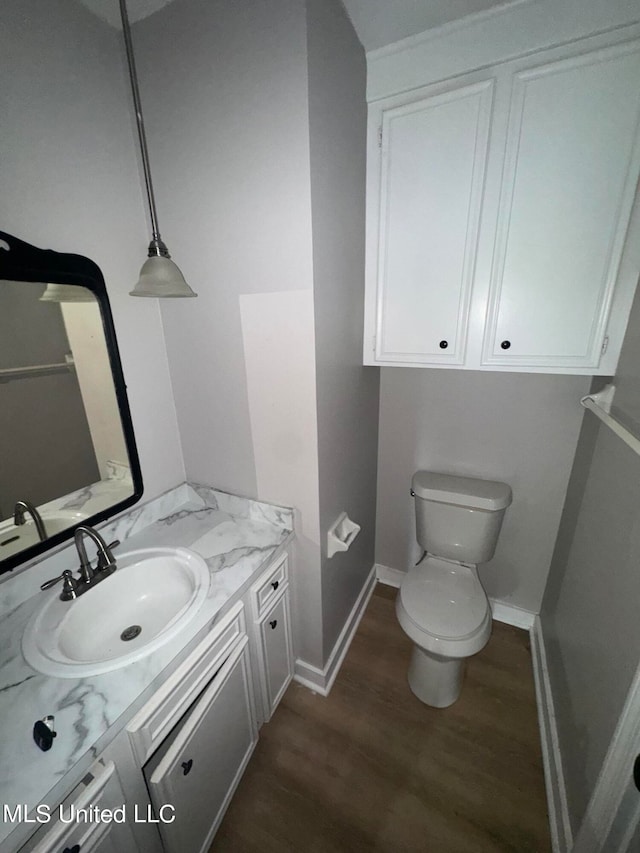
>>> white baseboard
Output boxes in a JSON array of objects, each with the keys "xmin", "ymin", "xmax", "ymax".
[
  {"xmin": 490, "ymin": 598, "xmax": 536, "ymax": 630},
  {"xmin": 530, "ymin": 615, "xmax": 573, "ymax": 853},
  {"xmin": 375, "ymin": 563, "xmax": 404, "ymax": 587},
  {"xmin": 294, "ymin": 564, "xmax": 377, "ymax": 697}
]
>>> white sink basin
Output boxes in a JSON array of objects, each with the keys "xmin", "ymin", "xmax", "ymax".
[{"xmin": 22, "ymin": 547, "xmax": 210, "ymax": 678}]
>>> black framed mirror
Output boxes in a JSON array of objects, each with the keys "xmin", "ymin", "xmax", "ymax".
[{"xmin": 0, "ymin": 231, "xmax": 143, "ymax": 573}]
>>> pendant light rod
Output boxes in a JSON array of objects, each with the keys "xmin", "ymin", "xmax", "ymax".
[
  {"xmin": 119, "ymin": 0, "xmax": 196, "ymax": 296},
  {"xmin": 119, "ymin": 0, "xmax": 164, "ymax": 252}
]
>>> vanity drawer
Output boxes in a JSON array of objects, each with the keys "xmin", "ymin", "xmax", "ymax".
[
  {"xmin": 21, "ymin": 760, "xmax": 139, "ymax": 853},
  {"xmin": 127, "ymin": 602, "xmax": 245, "ymax": 765},
  {"xmin": 251, "ymin": 552, "xmax": 288, "ymax": 618}
]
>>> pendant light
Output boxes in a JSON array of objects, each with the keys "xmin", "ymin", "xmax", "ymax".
[{"xmin": 119, "ymin": 0, "xmax": 196, "ymax": 298}]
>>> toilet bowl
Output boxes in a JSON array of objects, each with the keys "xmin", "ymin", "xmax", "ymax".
[
  {"xmin": 396, "ymin": 556, "xmax": 491, "ymax": 707},
  {"xmin": 397, "ymin": 471, "xmax": 512, "ymax": 708}
]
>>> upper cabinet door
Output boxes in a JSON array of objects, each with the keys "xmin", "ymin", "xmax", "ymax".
[
  {"xmin": 371, "ymin": 79, "xmax": 494, "ymax": 364},
  {"xmin": 483, "ymin": 41, "xmax": 640, "ymax": 369}
]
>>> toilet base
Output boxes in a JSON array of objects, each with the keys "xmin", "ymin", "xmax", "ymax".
[{"xmin": 407, "ymin": 646, "xmax": 466, "ymax": 708}]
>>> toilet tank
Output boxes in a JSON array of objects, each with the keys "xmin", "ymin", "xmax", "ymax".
[{"xmin": 412, "ymin": 471, "xmax": 512, "ymax": 564}]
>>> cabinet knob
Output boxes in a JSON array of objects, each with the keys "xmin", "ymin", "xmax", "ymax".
[
  {"xmin": 439, "ymin": 340, "xmax": 448, "ymax": 349},
  {"xmin": 269, "ymin": 620, "xmax": 278, "ymax": 630},
  {"xmin": 181, "ymin": 759, "xmax": 193, "ymax": 776},
  {"xmin": 501, "ymin": 340, "xmax": 511, "ymax": 350},
  {"xmin": 271, "ymin": 580, "xmax": 279, "ymax": 591}
]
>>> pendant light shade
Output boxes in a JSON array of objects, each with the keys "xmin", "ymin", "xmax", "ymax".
[
  {"xmin": 130, "ymin": 254, "xmax": 196, "ymax": 298},
  {"xmin": 119, "ymin": 0, "xmax": 197, "ymax": 298}
]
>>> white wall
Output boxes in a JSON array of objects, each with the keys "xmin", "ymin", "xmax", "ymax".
[
  {"xmin": 376, "ymin": 368, "xmax": 589, "ymax": 613},
  {"xmin": 1, "ymin": 0, "xmax": 185, "ymax": 504},
  {"xmin": 134, "ymin": 0, "xmax": 325, "ymax": 666}
]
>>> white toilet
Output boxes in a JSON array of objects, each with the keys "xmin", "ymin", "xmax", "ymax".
[{"xmin": 396, "ymin": 471, "xmax": 512, "ymax": 708}]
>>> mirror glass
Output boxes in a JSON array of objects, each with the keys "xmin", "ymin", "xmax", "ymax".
[{"xmin": 0, "ymin": 232, "xmax": 142, "ymax": 572}]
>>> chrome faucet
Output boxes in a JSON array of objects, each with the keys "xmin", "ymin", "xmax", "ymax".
[
  {"xmin": 75, "ymin": 526, "xmax": 118, "ymax": 583},
  {"xmin": 41, "ymin": 526, "xmax": 120, "ymax": 600},
  {"xmin": 14, "ymin": 500, "xmax": 48, "ymax": 542}
]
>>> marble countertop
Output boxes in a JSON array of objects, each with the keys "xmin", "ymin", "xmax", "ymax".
[{"xmin": 0, "ymin": 483, "xmax": 293, "ymax": 852}]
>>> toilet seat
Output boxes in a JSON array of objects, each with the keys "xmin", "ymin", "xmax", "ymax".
[{"xmin": 397, "ymin": 556, "xmax": 491, "ymax": 659}]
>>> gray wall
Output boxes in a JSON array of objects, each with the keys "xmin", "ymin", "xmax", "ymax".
[
  {"xmin": 135, "ymin": 0, "xmax": 315, "ymax": 499},
  {"xmin": 1, "ymin": 0, "xmax": 185, "ymax": 517},
  {"xmin": 376, "ymin": 368, "xmax": 589, "ymax": 613},
  {"xmin": 541, "ymin": 280, "xmax": 640, "ymax": 833},
  {"xmin": 306, "ymin": 0, "xmax": 380, "ymax": 661},
  {"xmin": 134, "ymin": 0, "xmax": 325, "ymax": 667},
  {"xmin": 135, "ymin": 0, "xmax": 378, "ymax": 670}
]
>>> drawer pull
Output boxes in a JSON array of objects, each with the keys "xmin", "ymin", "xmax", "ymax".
[
  {"xmin": 63, "ymin": 846, "xmax": 80, "ymax": 853},
  {"xmin": 269, "ymin": 620, "xmax": 278, "ymax": 630},
  {"xmin": 271, "ymin": 580, "xmax": 279, "ymax": 591},
  {"xmin": 181, "ymin": 759, "xmax": 193, "ymax": 776}
]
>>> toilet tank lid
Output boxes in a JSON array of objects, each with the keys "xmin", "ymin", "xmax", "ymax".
[{"xmin": 412, "ymin": 471, "xmax": 512, "ymax": 511}]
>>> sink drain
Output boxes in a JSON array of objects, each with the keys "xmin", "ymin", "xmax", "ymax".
[{"xmin": 121, "ymin": 625, "xmax": 142, "ymax": 642}]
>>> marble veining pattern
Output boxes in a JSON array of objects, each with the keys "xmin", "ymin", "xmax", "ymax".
[{"xmin": 0, "ymin": 484, "xmax": 292, "ymax": 850}]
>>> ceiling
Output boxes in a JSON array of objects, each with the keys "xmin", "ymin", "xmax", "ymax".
[
  {"xmin": 78, "ymin": 0, "xmax": 174, "ymax": 28},
  {"xmin": 78, "ymin": 0, "xmax": 513, "ymax": 50}
]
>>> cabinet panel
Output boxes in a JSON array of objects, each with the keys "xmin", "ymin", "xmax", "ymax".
[
  {"xmin": 375, "ymin": 79, "xmax": 494, "ymax": 363},
  {"xmin": 259, "ymin": 593, "xmax": 293, "ymax": 718},
  {"xmin": 145, "ymin": 638, "xmax": 258, "ymax": 853},
  {"xmin": 484, "ymin": 40, "xmax": 640, "ymax": 368}
]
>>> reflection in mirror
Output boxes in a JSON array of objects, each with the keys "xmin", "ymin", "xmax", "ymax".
[{"xmin": 0, "ymin": 232, "xmax": 142, "ymax": 572}]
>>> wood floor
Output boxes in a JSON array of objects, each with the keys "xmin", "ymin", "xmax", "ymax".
[{"xmin": 211, "ymin": 584, "xmax": 551, "ymax": 853}]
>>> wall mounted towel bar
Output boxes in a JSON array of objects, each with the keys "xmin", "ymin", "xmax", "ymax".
[
  {"xmin": 580, "ymin": 383, "xmax": 640, "ymax": 457},
  {"xmin": 0, "ymin": 355, "xmax": 75, "ymax": 384}
]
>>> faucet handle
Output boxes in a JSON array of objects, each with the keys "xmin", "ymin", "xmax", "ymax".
[
  {"xmin": 96, "ymin": 539, "xmax": 120, "ymax": 572},
  {"xmin": 41, "ymin": 570, "xmax": 78, "ymax": 599}
]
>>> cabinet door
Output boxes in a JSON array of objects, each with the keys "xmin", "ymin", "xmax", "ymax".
[
  {"xmin": 258, "ymin": 591, "xmax": 294, "ymax": 719},
  {"xmin": 371, "ymin": 79, "xmax": 494, "ymax": 364},
  {"xmin": 483, "ymin": 40, "xmax": 640, "ymax": 369},
  {"xmin": 144, "ymin": 638, "xmax": 258, "ymax": 853}
]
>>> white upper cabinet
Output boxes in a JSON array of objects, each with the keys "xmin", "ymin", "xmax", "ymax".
[
  {"xmin": 376, "ymin": 80, "xmax": 493, "ymax": 364},
  {"xmin": 364, "ymin": 29, "xmax": 640, "ymax": 374}
]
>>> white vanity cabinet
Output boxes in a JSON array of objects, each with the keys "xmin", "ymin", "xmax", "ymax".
[
  {"xmin": 19, "ymin": 761, "xmax": 141, "ymax": 853},
  {"xmin": 364, "ymin": 30, "xmax": 640, "ymax": 374},
  {"xmin": 14, "ymin": 549, "xmax": 294, "ymax": 853},
  {"xmin": 247, "ymin": 552, "xmax": 294, "ymax": 722}
]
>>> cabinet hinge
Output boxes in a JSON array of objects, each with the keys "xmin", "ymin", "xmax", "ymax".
[
  {"xmin": 601, "ymin": 336, "xmax": 609, "ymax": 354},
  {"xmin": 378, "ymin": 127, "xmax": 382, "ymax": 149}
]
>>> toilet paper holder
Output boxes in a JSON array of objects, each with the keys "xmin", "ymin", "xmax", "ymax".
[{"xmin": 327, "ymin": 512, "xmax": 361, "ymax": 558}]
